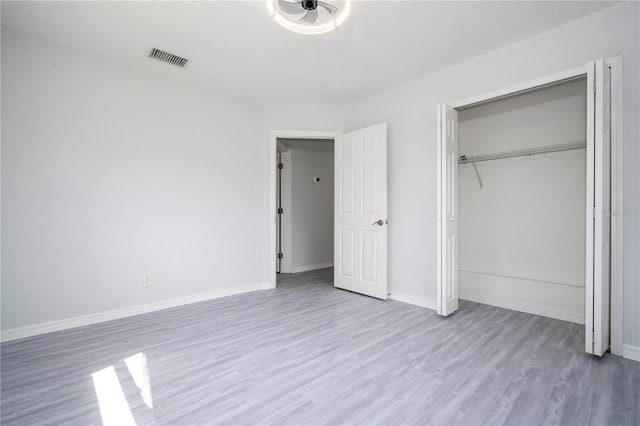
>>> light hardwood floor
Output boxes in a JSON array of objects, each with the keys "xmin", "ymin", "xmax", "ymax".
[{"xmin": 1, "ymin": 268, "xmax": 638, "ymax": 425}]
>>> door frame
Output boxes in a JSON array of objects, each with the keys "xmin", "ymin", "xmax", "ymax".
[
  {"xmin": 276, "ymin": 145, "xmax": 293, "ymax": 274},
  {"xmin": 269, "ymin": 130, "xmax": 340, "ymax": 289},
  {"xmin": 442, "ymin": 57, "xmax": 623, "ymax": 356}
]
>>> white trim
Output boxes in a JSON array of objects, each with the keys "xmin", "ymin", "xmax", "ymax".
[
  {"xmin": 450, "ymin": 64, "xmax": 587, "ymax": 110},
  {"xmin": 459, "ymin": 271, "xmax": 586, "ymax": 324},
  {"xmin": 269, "ymin": 130, "xmax": 340, "ymax": 289},
  {"xmin": 291, "ymin": 262, "xmax": 334, "ymax": 274},
  {"xmin": 606, "ymin": 55, "xmax": 624, "ymax": 357},
  {"xmin": 389, "ymin": 291, "xmax": 437, "ymax": 310},
  {"xmin": 1, "ymin": 282, "xmax": 269, "ymax": 343},
  {"xmin": 461, "ymin": 294, "xmax": 585, "ymax": 325},
  {"xmin": 623, "ymin": 344, "xmax": 640, "ymax": 362}
]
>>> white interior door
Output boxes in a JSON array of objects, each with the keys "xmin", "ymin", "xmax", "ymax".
[
  {"xmin": 334, "ymin": 123, "xmax": 387, "ymax": 299},
  {"xmin": 276, "ymin": 152, "xmax": 281, "ymax": 273},
  {"xmin": 279, "ymin": 151, "xmax": 292, "ymax": 274},
  {"xmin": 586, "ymin": 58, "xmax": 611, "ymax": 356},
  {"xmin": 437, "ymin": 105, "xmax": 459, "ymax": 316}
]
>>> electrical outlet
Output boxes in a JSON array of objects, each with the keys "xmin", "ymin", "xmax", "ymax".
[{"xmin": 143, "ymin": 276, "xmax": 152, "ymax": 288}]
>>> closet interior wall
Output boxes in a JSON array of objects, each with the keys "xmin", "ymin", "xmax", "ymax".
[{"xmin": 457, "ymin": 78, "xmax": 588, "ymax": 324}]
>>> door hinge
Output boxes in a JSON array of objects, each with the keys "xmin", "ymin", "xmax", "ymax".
[
  {"xmin": 278, "ymin": 163, "xmax": 283, "ymax": 170},
  {"xmin": 592, "ymin": 332, "xmax": 595, "ymax": 344},
  {"xmin": 593, "ymin": 81, "xmax": 597, "ymax": 94},
  {"xmin": 277, "ymin": 208, "xmax": 283, "ymax": 214},
  {"xmin": 593, "ymin": 206, "xmax": 596, "ymax": 218},
  {"xmin": 277, "ymin": 252, "xmax": 283, "ymax": 259}
]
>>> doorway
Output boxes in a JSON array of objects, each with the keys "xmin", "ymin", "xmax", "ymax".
[
  {"xmin": 276, "ymin": 138, "xmax": 335, "ymax": 275},
  {"xmin": 268, "ymin": 130, "xmax": 340, "ymax": 288},
  {"xmin": 268, "ymin": 124, "xmax": 389, "ymax": 300}
]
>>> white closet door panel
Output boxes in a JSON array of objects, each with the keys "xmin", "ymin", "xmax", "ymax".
[
  {"xmin": 586, "ymin": 58, "xmax": 611, "ymax": 356},
  {"xmin": 437, "ymin": 105, "xmax": 459, "ymax": 316}
]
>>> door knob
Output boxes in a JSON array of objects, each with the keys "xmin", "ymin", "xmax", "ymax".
[{"xmin": 372, "ymin": 219, "xmax": 384, "ymax": 226}]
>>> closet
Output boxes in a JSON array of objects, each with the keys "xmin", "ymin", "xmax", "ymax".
[
  {"xmin": 438, "ymin": 59, "xmax": 614, "ymax": 356},
  {"xmin": 456, "ymin": 78, "xmax": 588, "ymax": 324}
]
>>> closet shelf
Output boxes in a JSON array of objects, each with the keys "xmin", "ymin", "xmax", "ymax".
[{"xmin": 458, "ymin": 140, "xmax": 586, "ymax": 165}]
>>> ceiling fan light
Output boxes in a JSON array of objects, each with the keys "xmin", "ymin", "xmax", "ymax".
[
  {"xmin": 335, "ymin": 0, "xmax": 350, "ymax": 27},
  {"xmin": 267, "ymin": 0, "xmax": 350, "ymax": 35}
]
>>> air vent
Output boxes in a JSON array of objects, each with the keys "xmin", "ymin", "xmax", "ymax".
[{"xmin": 147, "ymin": 48, "xmax": 190, "ymax": 68}]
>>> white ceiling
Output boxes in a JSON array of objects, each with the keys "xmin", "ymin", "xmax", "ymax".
[{"xmin": 1, "ymin": 1, "xmax": 617, "ymax": 105}]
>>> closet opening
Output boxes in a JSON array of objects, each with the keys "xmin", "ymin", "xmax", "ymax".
[
  {"xmin": 457, "ymin": 77, "xmax": 588, "ymax": 324},
  {"xmin": 438, "ymin": 57, "xmax": 623, "ymax": 357}
]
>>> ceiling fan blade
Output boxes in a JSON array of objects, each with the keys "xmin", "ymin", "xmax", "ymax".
[
  {"xmin": 300, "ymin": 9, "xmax": 318, "ymax": 23},
  {"xmin": 318, "ymin": 1, "xmax": 338, "ymax": 14},
  {"xmin": 278, "ymin": 0, "xmax": 303, "ymax": 15}
]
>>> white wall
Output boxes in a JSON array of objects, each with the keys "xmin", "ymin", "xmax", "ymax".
[
  {"xmin": 458, "ymin": 79, "xmax": 587, "ymax": 323},
  {"xmin": 1, "ymin": 28, "xmax": 269, "ymax": 331},
  {"xmin": 288, "ymin": 140, "xmax": 334, "ymax": 272},
  {"xmin": 265, "ymin": 104, "xmax": 344, "ymax": 132},
  {"xmin": 0, "ymin": 28, "xmax": 346, "ymax": 334},
  {"xmin": 343, "ymin": 3, "xmax": 640, "ymax": 347}
]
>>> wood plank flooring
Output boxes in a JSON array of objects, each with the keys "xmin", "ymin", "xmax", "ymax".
[{"xmin": 1, "ymin": 268, "xmax": 638, "ymax": 425}]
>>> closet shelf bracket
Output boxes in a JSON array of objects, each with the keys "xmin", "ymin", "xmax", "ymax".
[
  {"xmin": 471, "ymin": 161, "xmax": 483, "ymax": 189},
  {"xmin": 460, "ymin": 155, "xmax": 483, "ymax": 189}
]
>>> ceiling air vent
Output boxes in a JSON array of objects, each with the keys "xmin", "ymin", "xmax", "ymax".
[{"xmin": 147, "ymin": 47, "xmax": 190, "ymax": 68}]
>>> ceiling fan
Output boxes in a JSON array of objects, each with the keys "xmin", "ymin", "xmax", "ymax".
[
  {"xmin": 277, "ymin": 0, "xmax": 338, "ymax": 24},
  {"xmin": 268, "ymin": 0, "xmax": 350, "ymax": 34}
]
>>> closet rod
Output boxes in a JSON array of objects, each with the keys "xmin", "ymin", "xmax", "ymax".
[{"xmin": 458, "ymin": 141, "xmax": 586, "ymax": 164}]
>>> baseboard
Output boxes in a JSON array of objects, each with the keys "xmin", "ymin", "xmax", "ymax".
[
  {"xmin": 1, "ymin": 282, "xmax": 270, "ymax": 343},
  {"xmin": 459, "ymin": 270, "xmax": 585, "ymax": 324},
  {"xmin": 388, "ymin": 291, "xmax": 437, "ymax": 310},
  {"xmin": 623, "ymin": 344, "xmax": 640, "ymax": 362},
  {"xmin": 388, "ymin": 289, "xmax": 582, "ymax": 323},
  {"xmin": 291, "ymin": 262, "xmax": 334, "ymax": 273},
  {"xmin": 461, "ymin": 293, "xmax": 585, "ymax": 324}
]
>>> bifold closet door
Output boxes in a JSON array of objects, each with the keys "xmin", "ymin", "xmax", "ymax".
[
  {"xmin": 437, "ymin": 105, "xmax": 459, "ymax": 316},
  {"xmin": 585, "ymin": 59, "xmax": 611, "ymax": 356}
]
